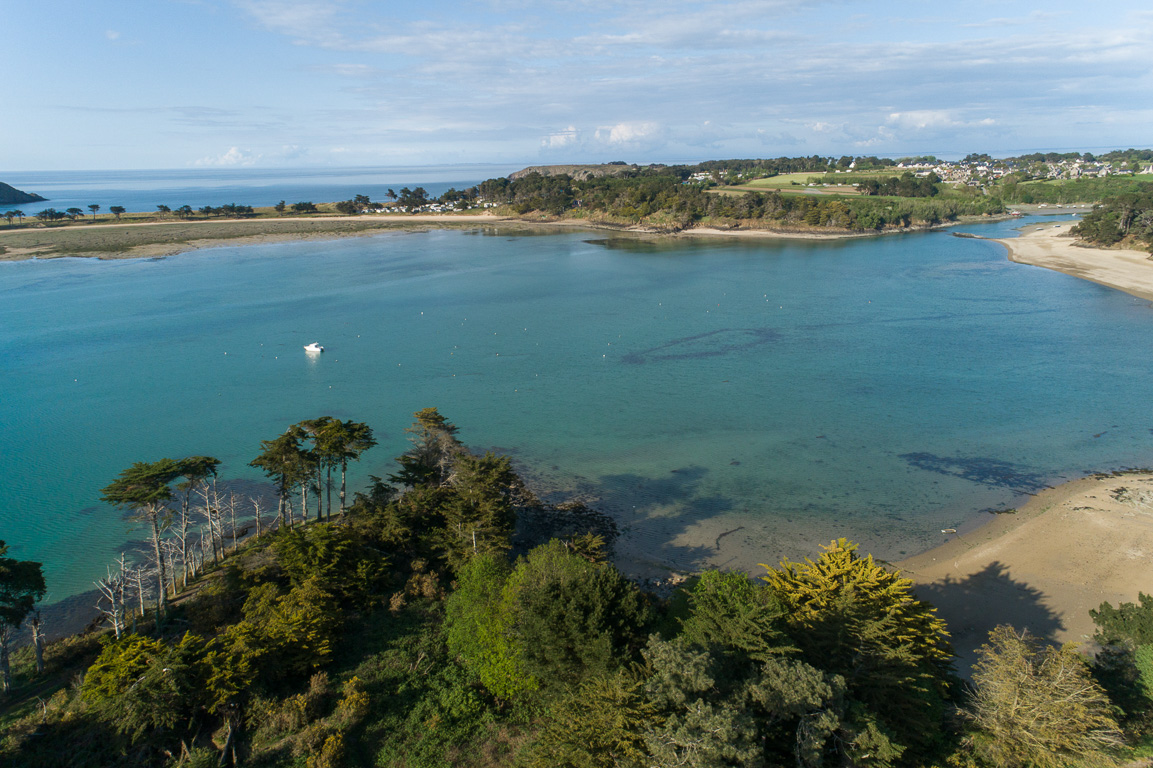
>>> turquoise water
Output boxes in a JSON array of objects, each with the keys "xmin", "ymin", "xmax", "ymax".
[{"xmin": 4, "ymin": 218, "xmax": 1153, "ymax": 600}]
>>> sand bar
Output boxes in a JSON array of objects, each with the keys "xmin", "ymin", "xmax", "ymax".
[
  {"xmin": 0, "ymin": 214, "xmax": 517, "ymax": 261},
  {"xmin": 2, "ymin": 210, "xmax": 1021, "ymax": 262},
  {"xmin": 996, "ymin": 222, "xmax": 1153, "ymax": 301},
  {"xmin": 897, "ymin": 472, "xmax": 1153, "ymax": 672}
]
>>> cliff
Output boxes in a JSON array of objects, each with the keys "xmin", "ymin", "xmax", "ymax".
[{"xmin": 509, "ymin": 163, "xmax": 639, "ymax": 181}]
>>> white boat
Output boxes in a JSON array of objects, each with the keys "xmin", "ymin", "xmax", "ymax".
[{"xmin": 304, "ymin": 342, "xmax": 324, "ymax": 354}]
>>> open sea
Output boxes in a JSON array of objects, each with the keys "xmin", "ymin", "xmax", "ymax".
[{"xmin": 3, "ymin": 167, "xmax": 1153, "ymax": 613}]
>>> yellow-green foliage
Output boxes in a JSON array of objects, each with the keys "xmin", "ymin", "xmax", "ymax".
[
  {"xmin": 81, "ymin": 634, "xmax": 166, "ymax": 702},
  {"xmin": 969, "ymin": 625, "xmax": 1123, "ymax": 768},
  {"xmin": 761, "ymin": 538, "xmax": 954, "ymax": 753},
  {"xmin": 308, "ymin": 732, "xmax": 345, "ymax": 768},
  {"xmin": 521, "ymin": 671, "xmax": 659, "ymax": 768},
  {"xmin": 336, "ymin": 675, "xmax": 370, "ymax": 724},
  {"xmin": 761, "ymin": 538, "xmax": 951, "ymax": 670}
]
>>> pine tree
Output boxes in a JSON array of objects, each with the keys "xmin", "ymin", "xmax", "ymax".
[{"xmin": 761, "ymin": 538, "xmax": 954, "ymax": 755}]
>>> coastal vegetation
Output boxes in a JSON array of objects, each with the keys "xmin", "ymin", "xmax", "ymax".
[
  {"xmin": 1071, "ymin": 183, "xmax": 1153, "ymax": 252},
  {"xmin": 4, "ymin": 150, "xmax": 1153, "ymax": 257},
  {"xmin": 3, "ymin": 408, "xmax": 1153, "ymax": 767}
]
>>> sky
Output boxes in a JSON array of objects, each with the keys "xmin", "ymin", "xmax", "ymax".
[{"xmin": 2, "ymin": 0, "xmax": 1151, "ymax": 171}]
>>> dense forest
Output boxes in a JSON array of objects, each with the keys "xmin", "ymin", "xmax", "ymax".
[
  {"xmin": 3, "ymin": 408, "xmax": 1153, "ymax": 767},
  {"xmin": 1071, "ymin": 184, "xmax": 1153, "ymax": 251}
]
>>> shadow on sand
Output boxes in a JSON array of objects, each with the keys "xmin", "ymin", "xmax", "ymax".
[{"xmin": 911, "ymin": 560, "xmax": 1063, "ymax": 677}]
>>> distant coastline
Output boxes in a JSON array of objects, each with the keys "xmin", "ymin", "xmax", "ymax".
[{"xmin": 0, "ymin": 208, "xmax": 1013, "ymax": 262}]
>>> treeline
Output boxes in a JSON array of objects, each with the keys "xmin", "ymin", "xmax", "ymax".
[
  {"xmin": 5, "ymin": 408, "xmax": 1153, "ymax": 767},
  {"xmin": 470, "ymin": 170, "xmax": 1000, "ymax": 231},
  {"xmin": 673, "ymin": 155, "xmax": 899, "ymax": 176},
  {"xmin": 996, "ymin": 176, "xmax": 1153, "ymax": 204},
  {"xmin": 855, "ymin": 172, "xmax": 941, "ymax": 198},
  {"xmin": 1072, "ymin": 184, "xmax": 1153, "ymax": 250}
]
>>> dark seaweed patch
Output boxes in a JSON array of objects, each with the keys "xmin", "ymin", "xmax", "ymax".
[
  {"xmin": 899, "ymin": 452, "xmax": 1051, "ymax": 494},
  {"xmin": 622, "ymin": 327, "xmax": 781, "ymax": 364}
]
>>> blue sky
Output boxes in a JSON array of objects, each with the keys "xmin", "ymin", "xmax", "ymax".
[{"xmin": 2, "ymin": 0, "xmax": 1151, "ymax": 170}]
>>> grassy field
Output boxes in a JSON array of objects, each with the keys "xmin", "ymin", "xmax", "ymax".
[
  {"xmin": 735, "ymin": 172, "xmax": 826, "ymax": 189},
  {"xmin": 720, "ymin": 170, "xmax": 902, "ymax": 196}
]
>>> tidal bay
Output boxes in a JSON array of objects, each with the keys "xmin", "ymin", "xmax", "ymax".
[{"xmin": 3, "ymin": 216, "xmax": 1153, "ymax": 600}]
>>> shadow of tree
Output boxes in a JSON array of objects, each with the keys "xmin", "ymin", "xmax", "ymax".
[
  {"xmin": 536, "ymin": 466, "xmax": 733, "ymax": 573},
  {"xmin": 911, "ymin": 560, "xmax": 1063, "ymax": 677}
]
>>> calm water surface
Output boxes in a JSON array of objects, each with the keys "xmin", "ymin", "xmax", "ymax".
[{"xmin": 3, "ymin": 217, "xmax": 1153, "ymax": 600}]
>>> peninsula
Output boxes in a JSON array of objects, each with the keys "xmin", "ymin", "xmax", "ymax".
[{"xmin": 0, "ymin": 181, "xmax": 46, "ymax": 205}]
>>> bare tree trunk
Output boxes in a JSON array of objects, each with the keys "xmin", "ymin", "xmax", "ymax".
[
  {"xmin": 163, "ymin": 540, "xmax": 180, "ymax": 595},
  {"xmin": 252, "ymin": 496, "xmax": 264, "ymax": 539},
  {"xmin": 227, "ymin": 493, "xmax": 238, "ymax": 553},
  {"xmin": 149, "ymin": 509, "xmax": 168, "ymax": 617},
  {"xmin": 29, "ymin": 609, "xmax": 45, "ymax": 675},
  {"xmin": 96, "ymin": 581, "xmax": 124, "ymax": 639},
  {"xmin": 135, "ymin": 567, "xmax": 147, "ymax": 623},
  {"xmin": 212, "ymin": 480, "xmax": 226, "ymax": 560},
  {"xmin": 178, "ymin": 491, "xmax": 193, "ymax": 590},
  {"xmin": 95, "ymin": 555, "xmax": 128, "ymax": 639},
  {"xmin": 326, "ymin": 465, "xmax": 333, "ymax": 522},
  {"xmin": 336, "ymin": 461, "xmax": 345, "ymax": 514},
  {"xmin": 0, "ymin": 626, "xmax": 11, "ymax": 694}
]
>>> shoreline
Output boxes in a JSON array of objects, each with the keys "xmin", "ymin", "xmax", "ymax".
[
  {"xmin": 994, "ymin": 221, "xmax": 1153, "ymax": 302},
  {"xmin": 897, "ymin": 470, "xmax": 1153, "ymax": 672},
  {"xmin": 0, "ymin": 211, "xmax": 1010, "ymax": 262}
]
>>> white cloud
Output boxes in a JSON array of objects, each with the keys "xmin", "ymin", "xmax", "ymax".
[
  {"xmin": 193, "ymin": 147, "xmax": 262, "ymax": 167},
  {"xmin": 886, "ymin": 111, "xmax": 958, "ymax": 130},
  {"xmin": 105, "ymin": 30, "xmax": 120, "ymax": 41},
  {"xmin": 596, "ymin": 122, "xmax": 661, "ymax": 145},
  {"xmin": 232, "ymin": 0, "xmax": 347, "ymax": 46},
  {"xmin": 542, "ymin": 126, "xmax": 579, "ymax": 148}
]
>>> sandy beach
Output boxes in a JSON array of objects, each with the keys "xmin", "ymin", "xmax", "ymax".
[
  {"xmin": 996, "ymin": 221, "xmax": 1153, "ymax": 301},
  {"xmin": 898, "ymin": 472, "xmax": 1153, "ymax": 672}
]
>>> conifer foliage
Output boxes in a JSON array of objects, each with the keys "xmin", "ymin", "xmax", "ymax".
[
  {"xmin": 968, "ymin": 626, "xmax": 1123, "ymax": 768},
  {"xmin": 762, "ymin": 538, "xmax": 955, "ymax": 756}
]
